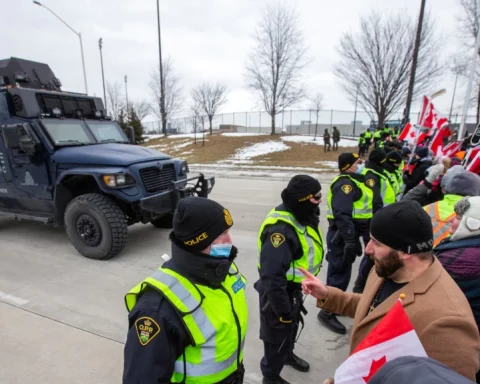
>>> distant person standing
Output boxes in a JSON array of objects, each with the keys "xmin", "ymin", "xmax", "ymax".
[
  {"xmin": 364, "ymin": 129, "xmax": 372, "ymax": 151},
  {"xmin": 332, "ymin": 126, "xmax": 340, "ymax": 152},
  {"xmin": 323, "ymin": 129, "xmax": 331, "ymax": 152},
  {"xmin": 358, "ymin": 133, "xmax": 367, "ymax": 156}
]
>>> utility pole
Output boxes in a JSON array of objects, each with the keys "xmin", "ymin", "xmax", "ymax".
[
  {"xmin": 404, "ymin": 0, "xmax": 427, "ymax": 124},
  {"xmin": 157, "ymin": 0, "xmax": 167, "ymax": 136},
  {"xmin": 98, "ymin": 38, "xmax": 107, "ymax": 114},
  {"xmin": 449, "ymin": 64, "xmax": 461, "ymax": 122},
  {"xmin": 353, "ymin": 87, "xmax": 359, "ymax": 136},
  {"xmin": 125, "ymin": 75, "xmax": 129, "ymax": 114}
]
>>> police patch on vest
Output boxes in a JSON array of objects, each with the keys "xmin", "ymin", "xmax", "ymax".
[
  {"xmin": 270, "ymin": 233, "xmax": 286, "ymax": 248},
  {"xmin": 341, "ymin": 184, "xmax": 353, "ymax": 194},
  {"xmin": 231, "ymin": 277, "xmax": 246, "ymax": 293},
  {"xmin": 366, "ymin": 179, "xmax": 375, "ymax": 187},
  {"xmin": 135, "ymin": 317, "xmax": 160, "ymax": 346}
]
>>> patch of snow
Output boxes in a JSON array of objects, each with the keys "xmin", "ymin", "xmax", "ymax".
[
  {"xmin": 171, "ymin": 141, "xmax": 193, "ymax": 151},
  {"xmin": 148, "ymin": 144, "xmax": 168, "ymax": 149},
  {"xmin": 315, "ymin": 161, "xmax": 338, "ymax": 168},
  {"xmin": 168, "ymin": 133, "xmax": 210, "ymax": 139},
  {"xmin": 179, "ymin": 150, "xmax": 194, "ymax": 155},
  {"xmin": 222, "ymin": 133, "xmax": 269, "ymax": 137},
  {"xmin": 231, "ymin": 141, "xmax": 290, "ymax": 160},
  {"xmin": 281, "ymin": 136, "xmax": 358, "ymax": 147},
  {"xmin": 219, "ymin": 159, "xmax": 257, "ymax": 165},
  {"xmin": 190, "ymin": 163, "xmax": 333, "ymax": 172}
]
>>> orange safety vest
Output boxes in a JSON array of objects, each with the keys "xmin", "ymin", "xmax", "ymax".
[{"xmin": 424, "ymin": 194, "xmax": 463, "ymax": 247}]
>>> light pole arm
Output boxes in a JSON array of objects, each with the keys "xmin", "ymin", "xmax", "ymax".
[{"xmin": 40, "ymin": 4, "xmax": 79, "ymax": 36}]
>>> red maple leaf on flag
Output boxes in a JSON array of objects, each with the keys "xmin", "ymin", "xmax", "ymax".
[{"xmin": 362, "ymin": 356, "xmax": 387, "ymax": 382}]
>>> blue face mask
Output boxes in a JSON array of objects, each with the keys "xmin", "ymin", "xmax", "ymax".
[
  {"xmin": 355, "ymin": 164, "xmax": 365, "ymax": 174},
  {"xmin": 209, "ymin": 243, "xmax": 232, "ymax": 258}
]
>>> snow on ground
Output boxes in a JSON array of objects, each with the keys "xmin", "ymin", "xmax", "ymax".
[
  {"xmin": 190, "ymin": 163, "xmax": 333, "ymax": 172},
  {"xmin": 315, "ymin": 161, "xmax": 338, "ymax": 168},
  {"xmin": 222, "ymin": 133, "xmax": 269, "ymax": 137},
  {"xmin": 149, "ymin": 144, "xmax": 168, "ymax": 149},
  {"xmin": 170, "ymin": 141, "xmax": 193, "ymax": 151},
  {"xmin": 231, "ymin": 141, "xmax": 290, "ymax": 160},
  {"xmin": 179, "ymin": 150, "xmax": 194, "ymax": 155},
  {"xmin": 168, "ymin": 133, "xmax": 210, "ymax": 139},
  {"xmin": 281, "ymin": 136, "xmax": 358, "ymax": 147}
]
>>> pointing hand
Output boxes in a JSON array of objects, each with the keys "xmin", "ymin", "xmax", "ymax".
[{"xmin": 299, "ymin": 267, "xmax": 329, "ymax": 300}]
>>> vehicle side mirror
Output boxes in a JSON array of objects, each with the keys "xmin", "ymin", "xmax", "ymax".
[
  {"xmin": 3, "ymin": 124, "xmax": 38, "ymax": 155},
  {"xmin": 19, "ymin": 135, "xmax": 36, "ymax": 154},
  {"xmin": 127, "ymin": 126, "xmax": 135, "ymax": 144}
]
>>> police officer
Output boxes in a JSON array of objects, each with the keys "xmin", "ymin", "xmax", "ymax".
[
  {"xmin": 123, "ymin": 196, "xmax": 248, "ymax": 384},
  {"xmin": 255, "ymin": 175, "xmax": 325, "ymax": 384},
  {"xmin": 317, "ymin": 153, "xmax": 373, "ymax": 334},
  {"xmin": 364, "ymin": 129, "xmax": 372, "ymax": 151},
  {"xmin": 358, "ymin": 133, "xmax": 367, "ymax": 156},
  {"xmin": 353, "ymin": 149, "xmax": 395, "ymax": 293}
]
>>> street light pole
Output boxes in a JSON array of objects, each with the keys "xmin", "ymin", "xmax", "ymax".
[
  {"xmin": 353, "ymin": 87, "xmax": 359, "ymax": 136},
  {"xmin": 124, "ymin": 75, "xmax": 129, "ymax": 114},
  {"xmin": 404, "ymin": 0, "xmax": 427, "ymax": 124},
  {"xmin": 33, "ymin": 1, "xmax": 88, "ymax": 94},
  {"xmin": 157, "ymin": 0, "xmax": 167, "ymax": 136},
  {"xmin": 98, "ymin": 38, "xmax": 107, "ymax": 114}
]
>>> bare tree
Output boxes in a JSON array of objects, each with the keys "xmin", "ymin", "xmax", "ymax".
[
  {"xmin": 149, "ymin": 57, "xmax": 184, "ymax": 135},
  {"xmin": 335, "ymin": 11, "xmax": 443, "ymax": 128},
  {"xmin": 311, "ymin": 93, "xmax": 324, "ymax": 141},
  {"xmin": 129, "ymin": 100, "xmax": 151, "ymax": 121},
  {"xmin": 457, "ymin": 0, "xmax": 480, "ymax": 123},
  {"xmin": 190, "ymin": 82, "xmax": 228, "ymax": 134},
  {"xmin": 106, "ymin": 81, "xmax": 124, "ymax": 121},
  {"xmin": 245, "ymin": 3, "xmax": 308, "ymax": 135}
]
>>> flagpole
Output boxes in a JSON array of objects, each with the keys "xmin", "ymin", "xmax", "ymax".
[{"xmin": 458, "ymin": 15, "xmax": 480, "ymax": 140}]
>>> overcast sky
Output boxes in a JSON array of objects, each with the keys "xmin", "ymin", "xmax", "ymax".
[{"xmin": 2, "ymin": 0, "xmax": 474, "ymax": 122}]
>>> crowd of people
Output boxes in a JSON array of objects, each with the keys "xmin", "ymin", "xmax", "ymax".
[{"xmin": 120, "ymin": 123, "xmax": 480, "ymax": 384}]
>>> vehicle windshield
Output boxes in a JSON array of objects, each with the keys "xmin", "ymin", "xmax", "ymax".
[
  {"xmin": 41, "ymin": 119, "xmax": 128, "ymax": 146},
  {"xmin": 86, "ymin": 121, "xmax": 129, "ymax": 143}
]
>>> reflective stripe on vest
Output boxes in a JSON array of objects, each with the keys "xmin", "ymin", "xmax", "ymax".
[
  {"xmin": 125, "ymin": 265, "xmax": 248, "ymax": 383},
  {"xmin": 257, "ymin": 210, "xmax": 325, "ymax": 282},
  {"xmin": 424, "ymin": 194, "xmax": 463, "ymax": 247},
  {"xmin": 326, "ymin": 175, "xmax": 373, "ymax": 219},
  {"xmin": 362, "ymin": 168, "xmax": 396, "ymax": 206}
]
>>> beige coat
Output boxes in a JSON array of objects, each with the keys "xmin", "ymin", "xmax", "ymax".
[{"xmin": 317, "ymin": 257, "xmax": 480, "ymax": 380}]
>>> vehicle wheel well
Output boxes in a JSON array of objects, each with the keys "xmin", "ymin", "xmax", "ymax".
[{"xmin": 54, "ymin": 175, "xmax": 102, "ymax": 224}]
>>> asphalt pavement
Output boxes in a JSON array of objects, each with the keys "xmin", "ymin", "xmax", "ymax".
[{"xmin": 0, "ymin": 175, "xmax": 362, "ymax": 384}]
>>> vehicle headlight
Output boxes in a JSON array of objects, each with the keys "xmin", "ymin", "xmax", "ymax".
[
  {"xmin": 102, "ymin": 174, "xmax": 135, "ymax": 187},
  {"xmin": 181, "ymin": 161, "xmax": 189, "ymax": 175}
]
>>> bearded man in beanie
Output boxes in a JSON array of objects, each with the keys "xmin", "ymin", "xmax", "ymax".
[
  {"xmin": 317, "ymin": 152, "xmax": 374, "ymax": 334},
  {"xmin": 255, "ymin": 175, "xmax": 325, "ymax": 384},
  {"xmin": 123, "ymin": 196, "xmax": 248, "ymax": 384},
  {"xmin": 300, "ymin": 200, "xmax": 480, "ymax": 381}
]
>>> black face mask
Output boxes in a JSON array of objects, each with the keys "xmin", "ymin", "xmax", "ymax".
[{"xmin": 281, "ymin": 189, "xmax": 320, "ymax": 227}]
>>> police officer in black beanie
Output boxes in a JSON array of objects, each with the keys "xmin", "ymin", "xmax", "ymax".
[
  {"xmin": 317, "ymin": 152, "xmax": 374, "ymax": 334},
  {"xmin": 255, "ymin": 175, "xmax": 325, "ymax": 384},
  {"xmin": 123, "ymin": 197, "xmax": 248, "ymax": 384}
]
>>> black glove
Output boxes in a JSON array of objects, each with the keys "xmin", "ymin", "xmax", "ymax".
[
  {"xmin": 343, "ymin": 243, "xmax": 357, "ymax": 264},
  {"xmin": 355, "ymin": 238, "xmax": 363, "ymax": 256}
]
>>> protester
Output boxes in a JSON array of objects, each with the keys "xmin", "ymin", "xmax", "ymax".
[
  {"xmin": 435, "ymin": 196, "xmax": 480, "ymax": 383},
  {"xmin": 403, "ymin": 146, "xmax": 433, "ymax": 195},
  {"xmin": 301, "ymin": 200, "xmax": 480, "ymax": 381}
]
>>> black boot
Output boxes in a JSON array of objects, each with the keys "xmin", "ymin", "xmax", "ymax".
[
  {"xmin": 262, "ymin": 376, "xmax": 291, "ymax": 384},
  {"xmin": 317, "ymin": 310, "xmax": 346, "ymax": 334},
  {"xmin": 285, "ymin": 352, "xmax": 310, "ymax": 372}
]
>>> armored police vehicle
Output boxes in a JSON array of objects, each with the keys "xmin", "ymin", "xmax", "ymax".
[{"xmin": 0, "ymin": 57, "xmax": 214, "ymax": 260}]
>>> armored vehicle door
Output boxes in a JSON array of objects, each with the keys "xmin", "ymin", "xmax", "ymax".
[{"xmin": 1, "ymin": 123, "xmax": 54, "ymax": 213}]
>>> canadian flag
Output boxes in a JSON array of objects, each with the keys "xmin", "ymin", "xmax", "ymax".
[
  {"xmin": 398, "ymin": 123, "xmax": 427, "ymax": 145},
  {"xmin": 334, "ymin": 300, "xmax": 427, "ymax": 384},
  {"xmin": 465, "ymin": 146, "xmax": 480, "ymax": 175}
]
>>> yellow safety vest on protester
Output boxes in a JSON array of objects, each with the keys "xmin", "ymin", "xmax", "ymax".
[
  {"xmin": 326, "ymin": 175, "xmax": 374, "ymax": 219},
  {"xmin": 125, "ymin": 265, "xmax": 248, "ymax": 384},
  {"xmin": 424, "ymin": 194, "xmax": 464, "ymax": 247},
  {"xmin": 362, "ymin": 168, "xmax": 396, "ymax": 206},
  {"xmin": 257, "ymin": 209, "xmax": 325, "ymax": 282}
]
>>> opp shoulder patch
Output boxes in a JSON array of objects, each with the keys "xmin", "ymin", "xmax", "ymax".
[
  {"xmin": 341, "ymin": 184, "xmax": 353, "ymax": 194},
  {"xmin": 366, "ymin": 179, "xmax": 375, "ymax": 187},
  {"xmin": 135, "ymin": 317, "xmax": 160, "ymax": 346},
  {"xmin": 270, "ymin": 233, "xmax": 286, "ymax": 248}
]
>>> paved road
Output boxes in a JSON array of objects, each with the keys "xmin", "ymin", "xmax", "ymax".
[{"xmin": 0, "ymin": 176, "xmax": 362, "ymax": 384}]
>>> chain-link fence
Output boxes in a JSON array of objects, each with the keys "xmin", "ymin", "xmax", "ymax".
[{"xmin": 142, "ymin": 109, "xmax": 477, "ymax": 137}]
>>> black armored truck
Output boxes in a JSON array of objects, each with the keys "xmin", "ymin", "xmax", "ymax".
[{"xmin": 0, "ymin": 57, "xmax": 214, "ymax": 259}]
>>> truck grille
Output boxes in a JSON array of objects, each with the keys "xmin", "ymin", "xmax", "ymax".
[{"xmin": 139, "ymin": 164, "xmax": 176, "ymax": 193}]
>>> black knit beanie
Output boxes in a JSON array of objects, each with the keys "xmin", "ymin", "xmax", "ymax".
[
  {"xmin": 338, "ymin": 152, "xmax": 359, "ymax": 171},
  {"xmin": 386, "ymin": 151, "xmax": 403, "ymax": 165},
  {"xmin": 369, "ymin": 148, "xmax": 387, "ymax": 165},
  {"xmin": 370, "ymin": 201, "xmax": 433, "ymax": 254},
  {"xmin": 284, "ymin": 175, "xmax": 321, "ymax": 202},
  {"xmin": 173, "ymin": 197, "xmax": 233, "ymax": 250}
]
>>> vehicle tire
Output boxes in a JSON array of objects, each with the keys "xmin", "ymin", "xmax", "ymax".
[
  {"xmin": 64, "ymin": 193, "xmax": 128, "ymax": 260},
  {"xmin": 151, "ymin": 213, "xmax": 174, "ymax": 229}
]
